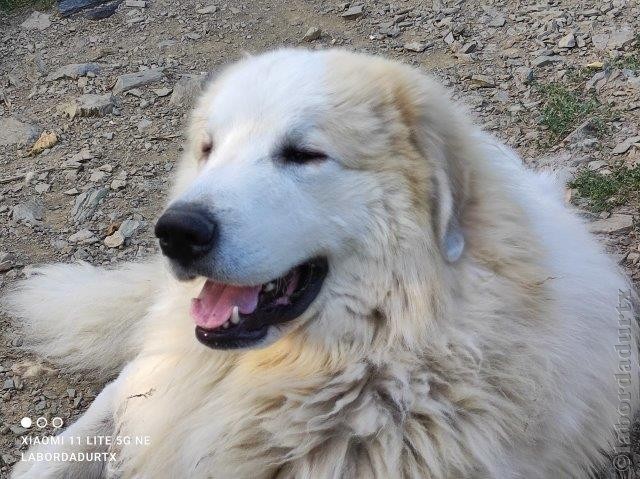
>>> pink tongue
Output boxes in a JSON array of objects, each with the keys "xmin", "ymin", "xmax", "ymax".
[{"xmin": 190, "ymin": 281, "xmax": 261, "ymax": 329}]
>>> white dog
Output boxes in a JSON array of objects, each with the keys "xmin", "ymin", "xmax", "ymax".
[{"xmin": 4, "ymin": 49, "xmax": 639, "ymax": 479}]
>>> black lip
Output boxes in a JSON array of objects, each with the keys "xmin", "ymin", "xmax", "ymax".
[
  {"xmin": 195, "ymin": 257, "xmax": 329, "ymax": 350},
  {"xmin": 195, "ymin": 324, "xmax": 269, "ymax": 349}
]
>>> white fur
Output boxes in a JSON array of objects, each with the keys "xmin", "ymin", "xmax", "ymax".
[
  {"xmin": 3, "ymin": 261, "xmax": 162, "ymax": 378},
  {"xmin": 4, "ymin": 49, "xmax": 639, "ymax": 479}
]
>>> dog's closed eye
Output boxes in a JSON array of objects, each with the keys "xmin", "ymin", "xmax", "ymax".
[
  {"xmin": 200, "ymin": 140, "xmax": 213, "ymax": 160},
  {"xmin": 279, "ymin": 144, "xmax": 327, "ymax": 164}
]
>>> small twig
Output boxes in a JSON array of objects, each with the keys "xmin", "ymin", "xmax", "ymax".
[
  {"xmin": 148, "ymin": 134, "xmax": 182, "ymax": 141},
  {"xmin": 127, "ymin": 388, "xmax": 155, "ymax": 400}
]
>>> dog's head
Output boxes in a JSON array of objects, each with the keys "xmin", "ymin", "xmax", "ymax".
[{"xmin": 155, "ymin": 49, "xmax": 473, "ymax": 351}]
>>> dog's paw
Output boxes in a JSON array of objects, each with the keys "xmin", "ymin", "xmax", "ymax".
[{"xmin": 10, "ymin": 457, "xmax": 60, "ymax": 479}]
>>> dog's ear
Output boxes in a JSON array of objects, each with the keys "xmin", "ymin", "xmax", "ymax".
[
  {"xmin": 432, "ymin": 167, "xmax": 465, "ymax": 263},
  {"xmin": 395, "ymin": 73, "xmax": 471, "ymax": 263}
]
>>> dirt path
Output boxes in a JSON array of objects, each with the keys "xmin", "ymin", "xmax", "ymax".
[{"xmin": 1, "ymin": 0, "xmax": 639, "ymax": 476}]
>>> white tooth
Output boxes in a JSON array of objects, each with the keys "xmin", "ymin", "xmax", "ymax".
[
  {"xmin": 231, "ymin": 306, "xmax": 240, "ymax": 324},
  {"xmin": 223, "ymin": 320, "xmax": 230, "ymax": 329},
  {"xmin": 264, "ymin": 282, "xmax": 275, "ymax": 292}
]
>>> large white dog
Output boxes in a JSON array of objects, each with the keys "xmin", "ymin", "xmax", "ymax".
[{"xmin": 4, "ymin": 49, "xmax": 639, "ymax": 478}]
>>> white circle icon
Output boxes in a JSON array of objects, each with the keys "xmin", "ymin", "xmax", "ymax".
[
  {"xmin": 36, "ymin": 417, "xmax": 48, "ymax": 428},
  {"xmin": 51, "ymin": 417, "xmax": 64, "ymax": 428},
  {"xmin": 20, "ymin": 417, "xmax": 32, "ymax": 428}
]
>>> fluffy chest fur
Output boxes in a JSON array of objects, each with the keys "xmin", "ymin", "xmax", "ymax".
[{"xmin": 109, "ymin": 284, "xmax": 550, "ymax": 479}]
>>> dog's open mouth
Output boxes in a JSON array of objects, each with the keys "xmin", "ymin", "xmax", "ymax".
[{"xmin": 191, "ymin": 258, "xmax": 328, "ymax": 349}]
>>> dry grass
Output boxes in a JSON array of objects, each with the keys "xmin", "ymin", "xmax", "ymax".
[
  {"xmin": 537, "ymin": 82, "xmax": 607, "ymax": 143},
  {"xmin": 570, "ymin": 165, "xmax": 640, "ymax": 212}
]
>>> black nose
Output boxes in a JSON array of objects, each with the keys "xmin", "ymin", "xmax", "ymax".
[{"xmin": 155, "ymin": 205, "xmax": 217, "ymax": 265}]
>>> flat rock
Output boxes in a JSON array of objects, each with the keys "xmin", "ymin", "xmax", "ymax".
[
  {"xmin": 46, "ymin": 63, "xmax": 102, "ymax": 81},
  {"xmin": 125, "ymin": 14, "xmax": 144, "ymax": 25},
  {"xmin": 608, "ymin": 27, "xmax": 635, "ymax": 50},
  {"xmin": 89, "ymin": 170, "xmax": 106, "ymax": 182},
  {"xmin": 125, "ymin": 88, "xmax": 144, "ymax": 98},
  {"xmin": 110, "ymin": 179, "xmax": 127, "ymax": 190},
  {"xmin": 137, "ymin": 118, "xmax": 152, "ymax": 131},
  {"xmin": 443, "ymin": 31, "xmax": 455, "ymax": 44},
  {"xmin": 487, "ymin": 16, "xmax": 505, "ymax": 27},
  {"xmin": 196, "ymin": 5, "xmax": 218, "ymax": 14},
  {"xmin": 558, "ymin": 33, "xmax": 576, "ymax": 48},
  {"xmin": 0, "ymin": 117, "xmax": 40, "ymax": 146},
  {"xmin": 118, "ymin": 219, "xmax": 141, "ymax": 238},
  {"xmin": 379, "ymin": 22, "xmax": 400, "ymax": 38},
  {"xmin": 35, "ymin": 183, "xmax": 50, "ymax": 194},
  {"xmin": 591, "ymin": 33, "xmax": 610, "ymax": 51},
  {"xmin": 532, "ymin": 55, "xmax": 564, "ymax": 67},
  {"xmin": 592, "ymin": 28, "xmax": 636, "ymax": 51},
  {"xmin": 12, "ymin": 200, "xmax": 44, "ymax": 223},
  {"xmin": 125, "ymin": 0, "xmax": 145, "ymax": 6},
  {"xmin": 153, "ymin": 87, "xmax": 173, "ymax": 97},
  {"xmin": 70, "ymin": 148, "xmax": 94, "ymax": 163},
  {"xmin": 0, "ymin": 252, "xmax": 17, "ymax": 272},
  {"xmin": 341, "ymin": 5, "xmax": 363, "ymax": 19},
  {"xmin": 61, "ymin": 158, "xmax": 82, "ymax": 169},
  {"xmin": 58, "ymin": 94, "xmax": 114, "ymax": 119},
  {"xmin": 170, "ymin": 74, "xmax": 206, "ymax": 107},
  {"xmin": 71, "ymin": 187, "xmax": 108, "ymax": 223},
  {"xmin": 68, "ymin": 229, "xmax": 97, "ymax": 244},
  {"xmin": 471, "ymin": 74, "xmax": 495, "ymax": 87},
  {"xmin": 113, "ymin": 68, "xmax": 165, "ymax": 95},
  {"xmin": 589, "ymin": 214, "xmax": 634, "ymax": 234},
  {"xmin": 612, "ymin": 136, "xmax": 640, "ymax": 155},
  {"xmin": 104, "ymin": 231, "xmax": 124, "ymax": 248},
  {"xmin": 20, "ymin": 12, "xmax": 51, "ymax": 31},
  {"xmin": 404, "ymin": 41, "xmax": 428, "ymax": 53},
  {"xmin": 587, "ymin": 160, "xmax": 607, "ymax": 170},
  {"xmin": 302, "ymin": 27, "xmax": 322, "ymax": 42}
]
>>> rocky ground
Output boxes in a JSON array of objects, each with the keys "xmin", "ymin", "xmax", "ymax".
[{"xmin": 0, "ymin": 0, "xmax": 639, "ymax": 477}]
